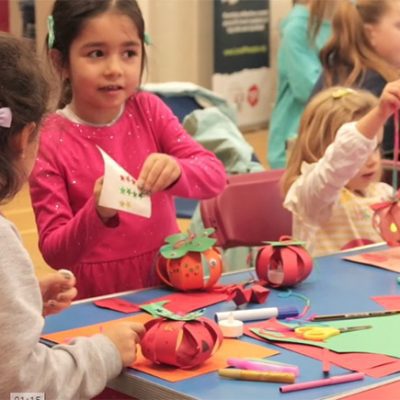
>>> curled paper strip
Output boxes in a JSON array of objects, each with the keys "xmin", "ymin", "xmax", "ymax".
[
  {"xmin": 141, "ymin": 317, "xmax": 223, "ymax": 369},
  {"xmin": 371, "ymin": 199, "xmax": 400, "ymax": 246},
  {"xmin": 255, "ymin": 236, "xmax": 313, "ymax": 288},
  {"xmin": 157, "ymin": 230, "xmax": 222, "ymax": 291}
]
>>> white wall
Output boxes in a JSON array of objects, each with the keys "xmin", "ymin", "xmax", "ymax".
[{"xmin": 14, "ymin": 0, "xmax": 293, "ymax": 115}]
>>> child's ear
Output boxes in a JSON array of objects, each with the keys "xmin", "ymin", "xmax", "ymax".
[
  {"xmin": 363, "ymin": 23, "xmax": 376, "ymax": 47},
  {"xmin": 49, "ymin": 48, "xmax": 69, "ymax": 79},
  {"xmin": 12, "ymin": 122, "xmax": 37, "ymax": 156}
]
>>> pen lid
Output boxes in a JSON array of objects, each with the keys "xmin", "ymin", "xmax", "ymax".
[{"xmin": 277, "ymin": 306, "xmax": 299, "ymax": 319}]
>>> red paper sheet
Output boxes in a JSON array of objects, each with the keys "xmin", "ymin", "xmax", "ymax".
[
  {"xmin": 94, "ymin": 298, "xmax": 140, "ymax": 313},
  {"xmin": 93, "ymin": 291, "xmax": 229, "ymax": 314},
  {"xmin": 372, "ymin": 295, "xmax": 400, "ymax": 310},
  {"xmin": 244, "ymin": 319, "xmax": 400, "ymax": 378}
]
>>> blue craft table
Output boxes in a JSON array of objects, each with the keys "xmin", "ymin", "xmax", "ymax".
[{"xmin": 43, "ymin": 245, "xmax": 400, "ymax": 399}]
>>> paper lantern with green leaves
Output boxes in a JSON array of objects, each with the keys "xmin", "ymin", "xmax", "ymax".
[
  {"xmin": 140, "ymin": 302, "xmax": 223, "ymax": 369},
  {"xmin": 156, "ymin": 228, "xmax": 222, "ymax": 291}
]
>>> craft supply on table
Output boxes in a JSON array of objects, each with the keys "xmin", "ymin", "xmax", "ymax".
[
  {"xmin": 218, "ymin": 313, "xmax": 243, "ymax": 337},
  {"xmin": 218, "ymin": 368, "xmax": 296, "ymax": 383},
  {"xmin": 227, "ymin": 358, "xmax": 299, "ymax": 376},
  {"xmin": 294, "ymin": 325, "xmax": 372, "ymax": 341},
  {"xmin": 215, "ymin": 306, "xmax": 299, "ymax": 322},
  {"xmin": 311, "ymin": 310, "xmax": 400, "ymax": 322},
  {"xmin": 279, "ymin": 372, "xmax": 365, "ymax": 393},
  {"xmin": 58, "ymin": 269, "xmax": 75, "ymax": 280}
]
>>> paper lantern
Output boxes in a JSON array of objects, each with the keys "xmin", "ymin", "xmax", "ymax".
[
  {"xmin": 371, "ymin": 200, "xmax": 400, "ymax": 246},
  {"xmin": 156, "ymin": 229, "xmax": 223, "ymax": 291},
  {"xmin": 255, "ymin": 236, "xmax": 313, "ymax": 288},
  {"xmin": 141, "ymin": 317, "xmax": 223, "ymax": 369}
]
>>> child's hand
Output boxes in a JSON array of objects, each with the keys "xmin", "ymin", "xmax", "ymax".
[
  {"xmin": 40, "ymin": 269, "xmax": 77, "ymax": 316},
  {"xmin": 103, "ymin": 322, "xmax": 145, "ymax": 367},
  {"xmin": 137, "ymin": 153, "xmax": 181, "ymax": 194},
  {"xmin": 379, "ymin": 80, "xmax": 400, "ymax": 120},
  {"xmin": 357, "ymin": 80, "xmax": 400, "ymax": 139},
  {"xmin": 93, "ymin": 177, "xmax": 118, "ymax": 221}
]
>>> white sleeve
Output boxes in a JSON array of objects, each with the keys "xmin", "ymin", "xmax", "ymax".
[
  {"xmin": 0, "ymin": 218, "xmax": 122, "ymax": 400},
  {"xmin": 284, "ymin": 122, "xmax": 378, "ymax": 226}
]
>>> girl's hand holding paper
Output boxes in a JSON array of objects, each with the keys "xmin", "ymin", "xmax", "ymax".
[
  {"xmin": 137, "ymin": 153, "xmax": 181, "ymax": 194},
  {"xmin": 97, "ymin": 147, "xmax": 151, "ymax": 218}
]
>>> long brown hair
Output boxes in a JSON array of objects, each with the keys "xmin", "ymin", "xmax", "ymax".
[
  {"xmin": 0, "ymin": 33, "xmax": 49, "ymax": 202},
  {"xmin": 308, "ymin": 0, "xmax": 338, "ymax": 43},
  {"xmin": 320, "ymin": 0, "xmax": 399, "ymax": 87},
  {"xmin": 282, "ymin": 87, "xmax": 378, "ymax": 195}
]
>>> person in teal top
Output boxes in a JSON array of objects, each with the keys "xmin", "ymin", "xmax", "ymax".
[{"xmin": 267, "ymin": 0, "xmax": 335, "ymax": 169}]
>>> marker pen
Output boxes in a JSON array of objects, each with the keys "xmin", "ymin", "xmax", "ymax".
[
  {"xmin": 280, "ymin": 372, "xmax": 365, "ymax": 393},
  {"xmin": 215, "ymin": 306, "xmax": 299, "ymax": 322},
  {"xmin": 227, "ymin": 358, "xmax": 300, "ymax": 376},
  {"xmin": 218, "ymin": 368, "xmax": 296, "ymax": 383}
]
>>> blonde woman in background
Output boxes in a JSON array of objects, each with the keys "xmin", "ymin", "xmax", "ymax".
[
  {"xmin": 267, "ymin": 0, "xmax": 337, "ymax": 169},
  {"xmin": 312, "ymin": 0, "xmax": 400, "ymax": 158}
]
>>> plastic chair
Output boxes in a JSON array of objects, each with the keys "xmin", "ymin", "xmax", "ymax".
[
  {"xmin": 200, "ymin": 169, "xmax": 292, "ymax": 248},
  {"xmin": 155, "ymin": 93, "xmax": 262, "ymax": 219}
]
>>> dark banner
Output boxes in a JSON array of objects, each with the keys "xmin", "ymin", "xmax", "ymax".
[{"xmin": 214, "ymin": 0, "xmax": 270, "ymax": 74}]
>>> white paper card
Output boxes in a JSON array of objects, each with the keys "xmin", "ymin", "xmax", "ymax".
[{"xmin": 98, "ymin": 147, "xmax": 151, "ymax": 218}]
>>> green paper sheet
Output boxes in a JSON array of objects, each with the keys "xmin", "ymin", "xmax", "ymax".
[{"xmin": 252, "ymin": 315, "xmax": 400, "ymax": 358}]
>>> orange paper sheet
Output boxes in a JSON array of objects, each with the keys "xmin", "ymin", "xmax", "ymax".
[{"xmin": 42, "ymin": 314, "xmax": 278, "ymax": 382}]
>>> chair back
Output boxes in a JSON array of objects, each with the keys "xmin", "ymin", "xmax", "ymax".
[{"xmin": 200, "ymin": 170, "xmax": 292, "ymax": 248}]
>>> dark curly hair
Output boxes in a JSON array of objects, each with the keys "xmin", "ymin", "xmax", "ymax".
[{"xmin": 0, "ymin": 32, "xmax": 49, "ymax": 202}]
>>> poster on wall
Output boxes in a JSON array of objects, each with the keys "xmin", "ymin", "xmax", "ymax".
[{"xmin": 213, "ymin": 0, "xmax": 270, "ymax": 130}]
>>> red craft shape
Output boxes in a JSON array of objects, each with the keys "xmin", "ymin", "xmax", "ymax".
[
  {"xmin": 141, "ymin": 317, "xmax": 223, "ymax": 369},
  {"xmin": 157, "ymin": 230, "xmax": 223, "ymax": 291},
  {"xmin": 255, "ymin": 236, "xmax": 313, "ymax": 288},
  {"xmin": 371, "ymin": 199, "xmax": 400, "ymax": 246}
]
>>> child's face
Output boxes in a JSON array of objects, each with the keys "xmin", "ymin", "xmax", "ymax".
[
  {"xmin": 366, "ymin": 1, "xmax": 400, "ymax": 68},
  {"xmin": 346, "ymin": 128, "xmax": 383, "ymax": 193},
  {"xmin": 64, "ymin": 11, "xmax": 142, "ymax": 124}
]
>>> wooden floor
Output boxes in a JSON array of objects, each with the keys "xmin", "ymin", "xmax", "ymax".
[{"xmin": 2, "ymin": 129, "xmax": 268, "ymax": 279}]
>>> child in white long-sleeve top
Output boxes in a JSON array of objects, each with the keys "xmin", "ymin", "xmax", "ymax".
[
  {"xmin": 282, "ymin": 82, "xmax": 400, "ymax": 256},
  {"xmin": 0, "ymin": 32, "xmax": 144, "ymax": 400}
]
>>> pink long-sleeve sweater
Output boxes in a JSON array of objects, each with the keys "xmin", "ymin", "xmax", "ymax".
[{"xmin": 29, "ymin": 92, "xmax": 226, "ymax": 299}]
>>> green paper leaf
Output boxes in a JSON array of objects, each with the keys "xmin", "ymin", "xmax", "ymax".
[
  {"xmin": 139, "ymin": 301, "xmax": 204, "ymax": 320},
  {"xmin": 160, "ymin": 229, "xmax": 217, "ymax": 259}
]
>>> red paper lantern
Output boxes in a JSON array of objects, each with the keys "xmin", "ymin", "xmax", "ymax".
[
  {"xmin": 157, "ymin": 230, "xmax": 223, "ymax": 291},
  {"xmin": 255, "ymin": 236, "xmax": 313, "ymax": 288},
  {"xmin": 371, "ymin": 200, "xmax": 400, "ymax": 246},
  {"xmin": 141, "ymin": 317, "xmax": 223, "ymax": 369}
]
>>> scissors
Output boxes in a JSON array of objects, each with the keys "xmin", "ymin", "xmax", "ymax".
[{"xmin": 294, "ymin": 325, "xmax": 371, "ymax": 341}]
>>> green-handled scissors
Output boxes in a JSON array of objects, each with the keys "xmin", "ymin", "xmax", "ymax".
[{"xmin": 295, "ymin": 325, "xmax": 372, "ymax": 341}]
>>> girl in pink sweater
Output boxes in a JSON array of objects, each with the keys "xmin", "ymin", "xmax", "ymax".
[{"xmin": 30, "ymin": 0, "xmax": 226, "ymax": 299}]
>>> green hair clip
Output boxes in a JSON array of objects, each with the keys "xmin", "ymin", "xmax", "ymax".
[
  {"xmin": 47, "ymin": 15, "xmax": 55, "ymax": 49},
  {"xmin": 144, "ymin": 32, "xmax": 152, "ymax": 46}
]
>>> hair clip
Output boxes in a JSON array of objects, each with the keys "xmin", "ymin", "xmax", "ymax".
[
  {"xmin": 331, "ymin": 88, "xmax": 356, "ymax": 99},
  {"xmin": 47, "ymin": 15, "xmax": 55, "ymax": 49},
  {"xmin": 0, "ymin": 107, "xmax": 12, "ymax": 128},
  {"xmin": 144, "ymin": 32, "xmax": 152, "ymax": 46}
]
